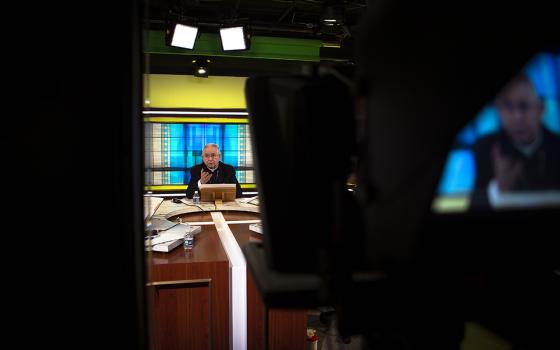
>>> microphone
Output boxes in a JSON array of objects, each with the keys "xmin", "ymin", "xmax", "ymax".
[{"xmin": 211, "ymin": 169, "xmax": 219, "ymax": 184}]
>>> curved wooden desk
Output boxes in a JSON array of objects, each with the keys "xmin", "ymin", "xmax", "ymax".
[{"xmin": 146, "ymin": 199, "xmax": 307, "ymax": 350}]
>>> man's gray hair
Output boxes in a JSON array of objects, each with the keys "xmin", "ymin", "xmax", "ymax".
[{"xmin": 203, "ymin": 143, "xmax": 221, "ymax": 155}]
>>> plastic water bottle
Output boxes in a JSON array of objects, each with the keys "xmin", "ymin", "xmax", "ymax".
[
  {"xmin": 192, "ymin": 190, "xmax": 200, "ymax": 204},
  {"xmin": 145, "ymin": 220, "xmax": 156, "ymax": 236},
  {"xmin": 183, "ymin": 223, "xmax": 194, "ymax": 250}
]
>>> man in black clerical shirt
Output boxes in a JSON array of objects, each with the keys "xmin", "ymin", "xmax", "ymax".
[
  {"xmin": 471, "ymin": 74, "xmax": 560, "ymax": 209},
  {"xmin": 185, "ymin": 143, "xmax": 242, "ymax": 198}
]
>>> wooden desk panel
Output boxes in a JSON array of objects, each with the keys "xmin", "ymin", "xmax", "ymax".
[
  {"xmin": 147, "ymin": 224, "xmax": 229, "ymax": 350},
  {"xmin": 227, "ymin": 216, "xmax": 308, "ymax": 350},
  {"xmin": 171, "ymin": 211, "xmax": 259, "ymax": 224},
  {"xmin": 149, "ymin": 224, "xmax": 228, "ymax": 265},
  {"xmin": 247, "ymin": 270, "xmax": 266, "ymax": 350},
  {"xmin": 152, "ymin": 281, "xmax": 211, "ymax": 350},
  {"xmin": 148, "ymin": 207, "xmax": 307, "ymax": 350},
  {"xmin": 268, "ymin": 309, "xmax": 308, "ymax": 350}
]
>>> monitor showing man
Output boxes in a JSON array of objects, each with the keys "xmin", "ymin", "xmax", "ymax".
[
  {"xmin": 471, "ymin": 74, "xmax": 560, "ymax": 209},
  {"xmin": 185, "ymin": 143, "xmax": 243, "ymax": 199}
]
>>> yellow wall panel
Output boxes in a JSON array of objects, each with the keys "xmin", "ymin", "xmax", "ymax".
[{"xmin": 144, "ymin": 74, "xmax": 248, "ymax": 109}]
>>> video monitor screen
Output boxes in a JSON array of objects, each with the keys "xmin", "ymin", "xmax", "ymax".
[
  {"xmin": 246, "ymin": 74, "xmax": 355, "ymax": 273},
  {"xmin": 433, "ymin": 52, "xmax": 560, "ymax": 213}
]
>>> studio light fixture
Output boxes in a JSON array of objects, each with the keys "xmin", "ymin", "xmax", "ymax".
[
  {"xmin": 193, "ymin": 57, "xmax": 210, "ymax": 78},
  {"xmin": 167, "ymin": 22, "xmax": 199, "ymax": 49},
  {"xmin": 219, "ymin": 26, "xmax": 250, "ymax": 51},
  {"xmin": 321, "ymin": 4, "xmax": 345, "ymax": 26}
]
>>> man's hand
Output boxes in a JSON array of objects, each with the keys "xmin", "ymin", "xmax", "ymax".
[
  {"xmin": 200, "ymin": 169, "xmax": 212, "ymax": 184},
  {"xmin": 491, "ymin": 143, "xmax": 524, "ymax": 192}
]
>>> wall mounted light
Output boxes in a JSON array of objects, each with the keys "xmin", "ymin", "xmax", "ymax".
[
  {"xmin": 167, "ymin": 23, "xmax": 199, "ymax": 49},
  {"xmin": 193, "ymin": 57, "xmax": 210, "ymax": 77},
  {"xmin": 321, "ymin": 4, "xmax": 345, "ymax": 26},
  {"xmin": 219, "ymin": 26, "xmax": 250, "ymax": 51}
]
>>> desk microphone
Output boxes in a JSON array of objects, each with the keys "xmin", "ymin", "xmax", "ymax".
[{"xmin": 210, "ymin": 169, "xmax": 219, "ymax": 184}]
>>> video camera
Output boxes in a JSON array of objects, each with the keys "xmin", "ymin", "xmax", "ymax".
[{"xmin": 243, "ymin": 2, "xmax": 560, "ymax": 348}]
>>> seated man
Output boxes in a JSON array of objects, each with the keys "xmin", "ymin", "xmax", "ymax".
[
  {"xmin": 185, "ymin": 143, "xmax": 242, "ymax": 199},
  {"xmin": 471, "ymin": 74, "xmax": 560, "ymax": 209}
]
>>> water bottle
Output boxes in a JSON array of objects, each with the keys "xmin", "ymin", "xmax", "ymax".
[
  {"xmin": 192, "ymin": 190, "xmax": 200, "ymax": 204},
  {"xmin": 183, "ymin": 223, "xmax": 194, "ymax": 250},
  {"xmin": 145, "ymin": 220, "xmax": 156, "ymax": 237}
]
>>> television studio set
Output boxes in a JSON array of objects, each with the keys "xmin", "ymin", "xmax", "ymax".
[{"xmin": 12, "ymin": 1, "xmax": 559, "ymax": 349}]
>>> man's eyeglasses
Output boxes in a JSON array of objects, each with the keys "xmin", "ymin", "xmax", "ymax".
[
  {"xmin": 496, "ymin": 99, "xmax": 540, "ymax": 113},
  {"xmin": 203, "ymin": 153, "xmax": 219, "ymax": 159}
]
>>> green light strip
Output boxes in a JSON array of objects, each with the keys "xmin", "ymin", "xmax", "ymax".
[
  {"xmin": 145, "ymin": 31, "xmax": 321, "ymax": 62},
  {"xmin": 431, "ymin": 195, "xmax": 470, "ymax": 213}
]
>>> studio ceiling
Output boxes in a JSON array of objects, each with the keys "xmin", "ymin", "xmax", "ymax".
[{"xmin": 144, "ymin": 0, "xmax": 368, "ymax": 41}]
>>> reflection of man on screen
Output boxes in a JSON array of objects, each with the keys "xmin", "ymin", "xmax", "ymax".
[
  {"xmin": 471, "ymin": 74, "xmax": 560, "ymax": 209},
  {"xmin": 185, "ymin": 143, "xmax": 242, "ymax": 199}
]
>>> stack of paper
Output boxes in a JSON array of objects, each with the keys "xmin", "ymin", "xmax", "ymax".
[
  {"xmin": 145, "ymin": 237, "xmax": 184, "ymax": 252},
  {"xmin": 249, "ymin": 223, "xmax": 263, "ymax": 234},
  {"xmin": 145, "ymin": 224, "xmax": 201, "ymax": 252}
]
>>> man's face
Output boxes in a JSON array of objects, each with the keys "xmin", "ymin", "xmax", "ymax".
[
  {"xmin": 496, "ymin": 79, "xmax": 544, "ymax": 145},
  {"xmin": 202, "ymin": 146, "xmax": 220, "ymax": 169}
]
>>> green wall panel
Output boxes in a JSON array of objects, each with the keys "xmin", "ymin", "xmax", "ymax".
[{"xmin": 145, "ymin": 30, "xmax": 321, "ymax": 62}]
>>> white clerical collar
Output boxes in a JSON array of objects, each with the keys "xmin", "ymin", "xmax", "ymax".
[
  {"xmin": 514, "ymin": 130, "xmax": 542, "ymax": 157},
  {"xmin": 207, "ymin": 164, "xmax": 219, "ymax": 172}
]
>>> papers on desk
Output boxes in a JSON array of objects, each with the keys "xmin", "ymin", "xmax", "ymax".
[
  {"xmin": 151, "ymin": 217, "xmax": 179, "ymax": 231},
  {"xmin": 145, "ymin": 237, "xmax": 184, "ymax": 252},
  {"xmin": 249, "ymin": 223, "xmax": 263, "ymax": 234},
  {"xmin": 144, "ymin": 196, "xmax": 164, "ymax": 221},
  {"xmin": 240, "ymin": 195, "xmax": 259, "ymax": 206},
  {"xmin": 145, "ymin": 224, "xmax": 201, "ymax": 252},
  {"xmin": 154, "ymin": 197, "xmax": 260, "ymax": 216}
]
